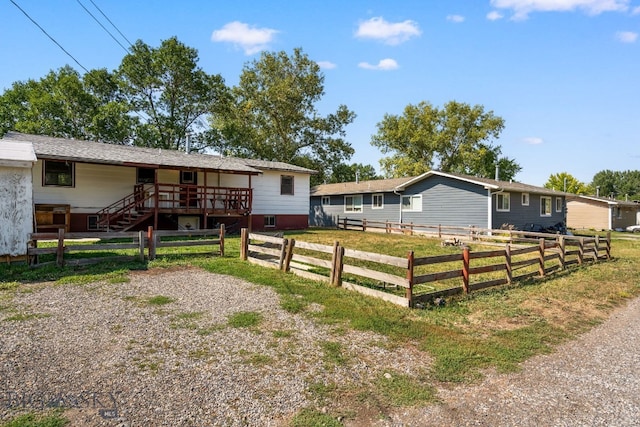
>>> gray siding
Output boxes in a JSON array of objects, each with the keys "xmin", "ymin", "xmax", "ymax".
[
  {"xmin": 309, "ymin": 192, "xmax": 401, "ymax": 227},
  {"xmin": 492, "ymin": 192, "xmax": 565, "ymax": 229}
]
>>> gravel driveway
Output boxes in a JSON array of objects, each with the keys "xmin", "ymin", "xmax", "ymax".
[{"xmin": 1, "ymin": 267, "xmax": 639, "ymax": 426}]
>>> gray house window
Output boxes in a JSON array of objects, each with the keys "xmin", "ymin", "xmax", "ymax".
[
  {"xmin": 555, "ymin": 197, "xmax": 563, "ymax": 213},
  {"xmin": 521, "ymin": 193, "xmax": 530, "ymax": 206},
  {"xmin": 401, "ymin": 195, "xmax": 422, "ymax": 212},
  {"xmin": 496, "ymin": 193, "xmax": 510, "ymax": 212},
  {"xmin": 372, "ymin": 193, "xmax": 384, "ymax": 209},
  {"xmin": 344, "ymin": 195, "xmax": 362, "ymax": 213},
  {"xmin": 540, "ymin": 196, "xmax": 552, "ymax": 216},
  {"xmin": 321, "ymin": 196, "xmax": 330, "ymax": 206}
]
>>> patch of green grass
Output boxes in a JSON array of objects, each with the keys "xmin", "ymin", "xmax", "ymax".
[
  {"xmin": 3, "ymin": 312, "xmax": 50, "ymax": 322},
  {"xmin": 374, "ymin": 371, "xmax": 437, "ymax": 406},
  {"xmin": 280, "ymin": 295, "xmax": 307, "ymax": 313},
  {"xmin": 146, "ymin": 295, "xmax": 174, "ymax": 306},
  {"xmin": 242, "ymin": 352, "xmax": 273, "ymax": 366},
  {"xmin": 289, "ymin": 408, "xmax": 343, "ymax": 427},
  {"xmin": 2, "ymin": 411, "xmax": 68, "ymax": 427},
  {"xmin": 306, "ymin": 381, "xmax": 338, "ymax": 402},
  {"xmin": 320, "ymin": 341, "xmax": 348, "ymax": 366},
  {"xmin": 227, "ymin": 311, "xmax": 262, "ymax": 328},
  {"xmin": 272, "ymin": 329, "xmax": 294, "ymax": 338},
  {"xmin": 0, "ymin": 281, "xmax": 20, "ymax": 291}
]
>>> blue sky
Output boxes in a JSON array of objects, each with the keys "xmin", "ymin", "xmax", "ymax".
[{"xmin": 1, "ymin": 0, "xmax": 639, "ymax": 186}]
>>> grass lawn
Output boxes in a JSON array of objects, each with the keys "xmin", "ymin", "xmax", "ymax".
[{"xmin": 1, "ymin": 229, "xmax": 639, "ymax": 425}]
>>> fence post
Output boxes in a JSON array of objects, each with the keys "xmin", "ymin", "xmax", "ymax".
[
  {"xmin": 138, "ymin": 230, "xmax": 145, "ymax": 261},
  {"xmin": 438, "ymin": 224, "xmax": 442, "ymax": 239},
  {"xmin": 147, "ymin": 226, "xmax": 155, "ymax": 260},
  {"xmin": 56, "ymin": 228, "xmax": 65, "ymax": 267},
  {"xmin": 406, "ymin": 251, "xmax": 414, "ymax": 308},
  {"xmin": 505, "ymin": 243, "xmax": 512, "ymax": 284},
  {"xmin": 330, "ymin": 241, "xmax": 339, "ymax": 285},
  {"xmin": 462, "ymin": 247, "xmax": 470, "ymax": 294},
  {"xmin": 278, "ymin": 238, "xmax": 288, "ymax": 270},
  {"xmin": 336, "ymin": 215, "xmax": 340, "ymax": 229},
  {"xmin": 386, "ymin": 221, "xmax": 390, "ymax": 234},
  {"xmin": 343, "ymin": 217, "xmax": 348, "ymax": 230},
  {"xmin": 578, "ymin": 237, "xmax": 584, "ymax": 265},
  {"xmin": 538, "ymin": 238, "xmax": 545, "ymax": 277},
  {"xmin": 219, "ymin": 223, "xmax": 225, "ymax": 257},
  {"xmin": 410, "ymin": 222, "xmax": 414, "ymax": 236},
  {"xmin": 283, "ymin": 239, "xmax": 295, "ymax": 272},
  {"xmin": 558, "ymin": 235, "xmax": 565, "ymax": 270},
  {"xmin": 331, "ymin": 243, "xmax": 344, "ymax": 287},
  {"xmin": 605, "ymin": 231, "xmax": 611, "ymax": 260},
  {"xmin": 240, "ymin": 228, "xmax": 248, "ymax": 260},
  {"xmin": 594, "ymin": 235, "xmax": 600, "ymax": 262}
]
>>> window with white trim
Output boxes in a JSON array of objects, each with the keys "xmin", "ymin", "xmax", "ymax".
[
  {"xmin": 496, "ymin": 193, "xmax": 510, "ymax": 212},
  {"xmin": 344, "ymin": 195, "xmax": 362, "ymax": 213},
  {"xmin": 401, "ymin": 195, "xmax": 422, "ymax": 212},
  {"xmin": 264, "ymin": 215, "xmax": 276, "ymax": 228},
  {"xmin": 540, "ymin": 196, "xmax": 552, "ymax": 216},
  {"xmin": 372, "ymin": 193, "xmax": 384, "ymax": 209},
  {"xmin": 321, "ymin": 196, "xmax": 330, "ymax": 206},
  {"xmin": 555, "ymin": 197, "xmax": 563, "ymax": 213},
  {"xmin": 87, "ymin": 215, "xmax": 99, "ymax": 231},
  {"xmin": 280, "ymin": 175, "xmax": 294, "ymax": 195},
  {"xmin": 521, "ymin": 193, "xmax": 529, "ymax": 206},
  {"xmin": 44, "ymin": 160, "xmax": 74, "ymax": 187}
]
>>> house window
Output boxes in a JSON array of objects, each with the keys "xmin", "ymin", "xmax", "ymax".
[
  {"xmin": 264, "ymin": 215, "xmax": 276, "ymax": 228},
  {"xmin": 372, "ymin": 193, "xmax": 384, "ymax": 209},
  {"xmin": 43, "ymin": 160, "xmax": 74, "ymax": 187},
  {"xmin": 555, "ymin": 197, "xmax": 563, "ymax": 213},
  {"xmin": 496, "ymin": 193, "xmax": 510, "ymax": 212},
  {"xmin": 521, "ymin": 193, "xmax": 530, "ymax": 206},
  {"xmin": 137, "ymin": 167, "xmax": 155, "ymax": 184},
  {"xmin": 344, "ymin": 195, "xmax": 362, "ymax": 213},
  {"xmin": 87, "ymin": 215, "xmax": 99, "ymax": 231},
  {"xmin": 180, "ymin": 170, "xmax": 197, "ymax": 184},
  {"xmin": 401, "ymin": 195, "xmax": 422, "ymax": 212},
  {"xmin": 321, "ymin": 196, "xmax": 330, "ymax": 206},
  {"xmin": 540, "ymin": 196, "xmax": 552, "ymax": 216},
  {"xmin": 281, "ymin": 175, "xmax": 294, "ymax": 195}
]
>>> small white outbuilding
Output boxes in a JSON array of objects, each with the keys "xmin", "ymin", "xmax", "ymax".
[{"xmin": 0, "ymin": 141, "xmax": 37, "ymax": 257}]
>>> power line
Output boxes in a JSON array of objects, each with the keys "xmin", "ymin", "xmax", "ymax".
[
  {"xmin": 88, "ymin": 0, "xmax": 134, "ymax": 49},
  {"xmin": 9, "ymin": 0, "xmax": 89, "ymax": 73},
  {"xmin": 76, "ymin": 0, "xmax": 129, "ymax": 53}
]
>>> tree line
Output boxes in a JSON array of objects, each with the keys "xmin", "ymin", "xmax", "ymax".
[{"xmin": 1, "ymin": 36, "xmax": 635, "ymax": 196}]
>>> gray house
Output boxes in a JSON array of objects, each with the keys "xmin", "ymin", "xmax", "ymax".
[{"xmin": 310, "ymin": 171, "xmax": 568, "ymax": 231}]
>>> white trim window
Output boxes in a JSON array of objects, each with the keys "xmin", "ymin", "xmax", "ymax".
[
  {"xmin": 344, "ymin": 195, "xmax": 363, "ymax": 213},
  {"xmin": 264, "ymin": 215, "xmax": 276, "ymax": 228},
  {"xmin": 540, "ymin": 196, "xmax": 552, "ymax": 216},
  {"xmin": 555, "ymin": 197, "xmax": 563, "ymax": 213},
  {"xmin": 496, "ymin": 193, "xmax": 510, "ymax": 212},
  {"xmin": 521, "ymin": 193, "xmax": 530, "ymax": 206},
  {"xmin": 401, "ymin": 195, "xmax": 422, "ymax": 212},
  {"xmin": 372, "ymin": 193, "xmax": 384, "ymax": 209},
  {"xmin": 321, "ymin": 196, "xmax": 330, "ymax": 206}
]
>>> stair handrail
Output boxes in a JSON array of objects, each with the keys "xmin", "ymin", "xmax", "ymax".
[{"xmin": 97, "ymin": 184, "xmax": 155, "ymax": 229}]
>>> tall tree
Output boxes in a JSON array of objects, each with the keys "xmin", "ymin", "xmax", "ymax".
[
  {"xmin": 371, "ymin": 101, "xmax": 520, "ymax": 180},
  {"xmin": 119, "ymin": 37, "xmax": 228, "ymax": 151},
  {"xmin": 591, "ymin": 169, "xmax": 640, "ymax": 199},
  {"xmin": 211, "ymin": 48, "xmax": 356, "ymax": 180},
  {"xmin": 327, "ymin": 163, "xmax": 380, "ymax": 184},
  {"xmin": 0, "ymin": 66, "xmax": 136, "ymax": 143},
  {"xmin": 544, "ymin": 172, "xmax": 590, "ymax": 194}
]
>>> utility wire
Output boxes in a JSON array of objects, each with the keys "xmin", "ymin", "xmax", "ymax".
[
  {"xmin": 10, "ymin": 0, "xmax": 89, "ymax": 73},
  {"xmin": 88, "ymin": 0, "xmax": 134, "ymax": 49},
  {"xmin": 76, "ymin": 0, "xmax": 129, "ymax": 53}
]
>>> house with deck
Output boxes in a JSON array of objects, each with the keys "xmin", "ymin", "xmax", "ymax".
[
  {"xmin": 0, "ymin": 132, "xmax": 314, "ymax": 257},
  {"xmin": 567, "ymin": 195, "xmax": 640, "ymax": 231},
  {"xmin": 310, "ymin": 170, "xmax": 568, "ymax": 231}
]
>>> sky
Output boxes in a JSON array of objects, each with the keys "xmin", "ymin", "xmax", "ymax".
[{"xmin": 1, "ymin": 0, "xmax": 639, "ymax": 186}]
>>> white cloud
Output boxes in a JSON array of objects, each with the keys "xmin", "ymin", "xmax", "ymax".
[
  {"xmin": 633, "ymin": 6, "xmax": 640, "ymax": 14},
  {"xmin": 317, "ymin": 61, "xmax": 337, "ymax": 69},
  {"xmin": 211, "ymin": 21, "xmax": 278, "ymax": 55},
  {"xmin": 616, "ymin": 31, "xmax": 638, "ymax": 42},
  {"xmin": 487, "ymin": 10, "xmax": 504, "ymax": 20},
  {"xmin": 490, "ymin": 0, "xmax": 630, "ymax": 20},
  {"xmin": 355, "ymin": 17, "xmax": 421, "ymax": 45},
  {"xmin": 447, "ymin": 14, "xmax": 465, "ymax": 23},
  {"xmin": 358, "ymin": 58, "xmax": 399, "ymax": 70},
  {"xmin": 524, "ymin": 137, "xmax": 544, "ymax": 145}
]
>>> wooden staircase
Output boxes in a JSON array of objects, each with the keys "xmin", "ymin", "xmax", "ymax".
[{"xmin": 97, "ymin": 184, "xmax": 154, "ymax": 231}]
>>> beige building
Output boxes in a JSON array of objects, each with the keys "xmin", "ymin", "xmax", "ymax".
[{"xmin": 567, "ymin": 195, "xmax": 640, "ymax": 231}]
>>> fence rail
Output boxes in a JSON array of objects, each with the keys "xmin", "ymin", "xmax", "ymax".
[
  {"xmin": 240, "ymin": 227, "xmax": 611, "ymax": 308},
  {"xmin": 28, "ymin": 225, "xmax": 225, "ymax": 267}
]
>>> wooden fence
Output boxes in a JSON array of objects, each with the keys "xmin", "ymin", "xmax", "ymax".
[
  {"xmin": 27, "ymin": 225, "xmax": 225, "ymax": 267},
  {"xmin": 240, "ymin": 228, "xmax": 611, "ymax": 308}
]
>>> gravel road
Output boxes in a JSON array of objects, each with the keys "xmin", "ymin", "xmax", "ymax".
[{"xmin": 1, "ymin": 267, "xmax": 639, "ymax": 426}]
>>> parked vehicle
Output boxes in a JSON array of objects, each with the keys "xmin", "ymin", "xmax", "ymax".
[{"xmin": 626, "ymin": 224, "xmax": 640, "ymax": 233}]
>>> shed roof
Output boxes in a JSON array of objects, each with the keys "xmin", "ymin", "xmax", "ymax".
[
  {"xmin": 0, "ymin": 140, "xmax": 37, "ymax": 168},
  {"xmin": 2, "ymin": 132, "xmax": 266, "ymax": 174}
]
